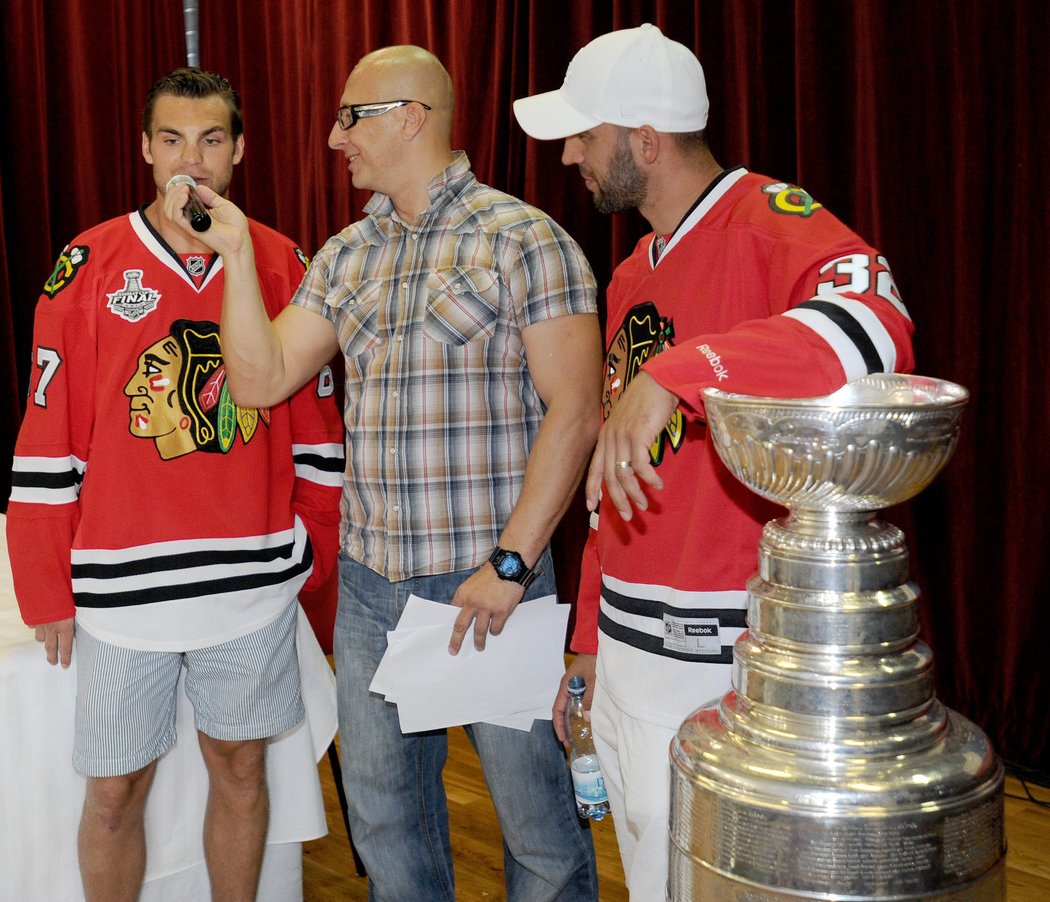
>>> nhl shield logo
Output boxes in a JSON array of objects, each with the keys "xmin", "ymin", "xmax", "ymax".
[
  {"xmin": 186, "ymin": 256, "xmax": 207, "ymax": 278},
  {"xmin": 107, "ymin": 269, "xmax": 161, "ymax": 322}
]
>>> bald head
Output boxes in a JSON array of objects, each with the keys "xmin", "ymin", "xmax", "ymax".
[
  {"xmin": 330, "ymin": 45, "xmax": 458, "ymax": 219},
  {"xmin": 351, "ymin": 45, "xmax": 454, "ymax": 139}
]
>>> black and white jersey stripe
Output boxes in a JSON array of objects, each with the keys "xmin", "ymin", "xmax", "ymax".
[
  {"xmin": 292, "ymin": 441, "xmax": 344, "ymax": 487},
  {"xmin": 70, "ymin": 527, "xmax": 313, "ymax": 609},
  {"xmin": 785, "ymin": 294, "xmax": 906, "ymax": 380},
  {"xmin": 10, "ymin": 454, "xmax": 87, "ymax": 505},
  {"xmin": 597, "ymin": 574, "xmax": 748, "ymax": 665}
]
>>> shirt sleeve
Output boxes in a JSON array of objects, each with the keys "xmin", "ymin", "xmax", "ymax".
[
  {"xmin": 513, "ymin": 216, "xmax": 598, "ymax": 327},
  {"xmin": 644, "ymin": 247, "xmax": 915, "ymax": 418},
  {"xmin": 6, "ymin": 242, "xmax": 96, "ymax": 626},
  {"xmin": 290, "ymin": 232, "xmax": 347, "ymax": 325},
  {"xmin": 264, "ymin": 239, "xmax": 345, "ymax": 595},
  {"xmin": 286, "ymin": 366, "xmax": 344, "ymax": 594},
  {"xmin": 570, "ymin": 518, "xmax": 601, "ymax": 655}
]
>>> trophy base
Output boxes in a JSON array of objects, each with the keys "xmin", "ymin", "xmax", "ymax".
[
  {"xmin": 669, "ymin": 859, "xmax": 1005, "ymax": 902},
  {"xmin": 669, "ymin": 701, "xmax": 1005, "ymax": 900}
]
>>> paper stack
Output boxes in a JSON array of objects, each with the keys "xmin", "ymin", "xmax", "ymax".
[{"xmin": 369, "ymin": 594, "xmax": 570, "ymax": 733}]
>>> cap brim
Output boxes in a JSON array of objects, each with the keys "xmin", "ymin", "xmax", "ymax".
[{"xmin": 513, "ymin": 90, "xmax": 602, "ymax": 140}]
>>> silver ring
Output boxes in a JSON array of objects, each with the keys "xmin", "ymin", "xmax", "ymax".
[{"xmin": 614, "ymin": 460, "xmax": 632, "ymax": 469}]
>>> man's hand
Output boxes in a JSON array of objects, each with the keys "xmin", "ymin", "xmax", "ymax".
[
  {"xmin": 585, "ymin": 370, "xmax": 679, "ymax": 520},
  {"xmin": 162, "ymin": 182, "xmax": 249, "ymax": 257},
  {"xmin": 33, "ymin": 618, "xmax": 75, "ymax": 668},
  {"xmin": 553, "ymin": 653, "xmax": 597, "ymax": 745},
  {"xmin": 448, "ymin": 565, "xmax": 525, "ymax": 654}
]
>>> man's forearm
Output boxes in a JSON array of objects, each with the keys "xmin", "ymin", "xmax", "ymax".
[
  {"xmin": 497, "ymin": 403, "xmax": 599, "ymax": 567},
  {"xmin": 220, "ymin": 246, "xmax": 288, "ymax": 406},
  {"xmin": 446, "ymin": 402, "xmax": 597, "ymax": 654}
]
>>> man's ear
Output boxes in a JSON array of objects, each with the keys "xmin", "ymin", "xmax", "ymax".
[
  {"xmin": 400, "ymin": 102, "xmax": 429, "ymax": 139},
  {"xmin": 141, "ymin": 131, "xmax": 153, "ymax": 165},
  {"xmin": 633, "ymin": 125, "xmax": 660, "ymax": 166},
  {"xmin": 233, "ymin": 133, "xmax": 245, "ymax": 165}
]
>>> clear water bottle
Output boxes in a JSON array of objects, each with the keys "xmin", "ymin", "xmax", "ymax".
[{"xmin": 565, "ymin": 675, "xmax": 610, "ymax": 820}]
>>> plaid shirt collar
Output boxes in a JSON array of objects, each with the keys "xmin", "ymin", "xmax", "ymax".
[{"xmin": 363, "ymin": 150, "xmax": 476, "ymax": 232}]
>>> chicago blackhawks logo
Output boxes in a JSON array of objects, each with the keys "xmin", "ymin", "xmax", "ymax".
[
  {"xmin": 123, "ymin": 319, "xmax": 270, "ymax": 460},
  {"xmin": 43, "ymin": 245, "xmax": 90, "ymax": 298},
  {"xmin": 604, "ymin": 302, "xmax": 685, "ymax": 467},
  {"xmin": 762, "ymin": 182, "xmax": 824, "ymax": 218},
  {"xmin": 107, "ymin": 269, "xmax": 161, "ymax": 322}
]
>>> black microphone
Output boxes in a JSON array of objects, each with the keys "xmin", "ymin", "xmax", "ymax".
[{"xmin": 165, "ymin": 174, "xmax": 212, "ymax": 232}]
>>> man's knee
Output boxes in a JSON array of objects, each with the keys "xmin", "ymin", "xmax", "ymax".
[
  {"xmin": 198, "ymin": 735, "xmax": 268, "ymax": 790},
  {"xmin": 83, "ymin": 766, "xmax": 155, "ymax": 829}
]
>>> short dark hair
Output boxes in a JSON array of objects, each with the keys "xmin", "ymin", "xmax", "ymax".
[{"xmin": 142, "ymin": 68, "xmax": 243, "ymax": 139}]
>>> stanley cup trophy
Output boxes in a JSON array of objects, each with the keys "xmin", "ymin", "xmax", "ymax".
[{"xmin": 669, "ymin": 374, "xmax": 1005, "ymax": 901}]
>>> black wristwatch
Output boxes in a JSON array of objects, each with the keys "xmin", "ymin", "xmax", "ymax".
[{"xmin": 488, "ymin": 546, "xmax": 538, "ymax": 589}]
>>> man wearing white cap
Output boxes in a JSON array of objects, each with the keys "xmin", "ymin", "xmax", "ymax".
[{"xmin": 515, "ymin": 23, "xmax": 916, "ymax": 899}]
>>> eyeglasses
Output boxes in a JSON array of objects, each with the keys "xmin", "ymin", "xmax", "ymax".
[{"xmin": 335, "ymin": 100, "xmax": 432, "ymax": 130}]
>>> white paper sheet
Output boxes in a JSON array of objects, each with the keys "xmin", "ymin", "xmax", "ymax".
[{"xmin": 369, "ymin": 594, "xmax": 569, "ymax": 732}]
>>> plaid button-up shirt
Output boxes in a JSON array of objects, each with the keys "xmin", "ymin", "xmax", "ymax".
[{"xmin": 292, "ymin": 153, "xmax": 597, "ymax": 580}]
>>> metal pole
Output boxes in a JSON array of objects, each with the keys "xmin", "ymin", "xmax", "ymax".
[{"xmin": 183, "ymin": 0, "xmax": 200, "ymax": 68}]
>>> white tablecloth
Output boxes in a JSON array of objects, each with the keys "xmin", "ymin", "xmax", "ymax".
[{"xmin": 0, "ymin": 514, "xmax": 338, "ymax": 901}]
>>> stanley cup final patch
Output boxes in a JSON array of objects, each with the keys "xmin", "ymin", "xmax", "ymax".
[{"xmin": 107, "ymin": 269, "xmax": 161, "ymax": 322}]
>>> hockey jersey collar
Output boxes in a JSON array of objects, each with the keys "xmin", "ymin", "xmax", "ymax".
[
  {"xmin": 648, "ymin": 165, "xmax": 749, "ymax": 269},
  {"xmin": 130, "ymin": 206, "xmax": 223, "ymax": 292}
]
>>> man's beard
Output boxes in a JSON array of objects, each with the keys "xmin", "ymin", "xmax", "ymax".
[{"xmin": 592, "ymin": 137, "xmax": 647, "ymax": 214}]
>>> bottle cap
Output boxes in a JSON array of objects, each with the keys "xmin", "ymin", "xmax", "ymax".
[{"xmin": 567, "ymin": 675, "xmax": 585, "ymax": 694}]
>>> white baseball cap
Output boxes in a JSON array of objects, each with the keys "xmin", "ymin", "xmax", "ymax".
[{"xmin": 513, "ymin": 24, "xmax": 709, "ymax": 140}]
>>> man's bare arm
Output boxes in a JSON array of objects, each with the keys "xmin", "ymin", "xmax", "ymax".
[
  {"xmin": 163, "ymin": 183, "xmax": 340, "ymax": 406},
  {"xmin": 448, "ymin": 312, "xmax": 602, "ymax": 653}
]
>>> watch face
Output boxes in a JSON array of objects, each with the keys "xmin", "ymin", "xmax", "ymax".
[{"xmin": 494, "ymin": 552, "xmax": 524, "ymax": 579}]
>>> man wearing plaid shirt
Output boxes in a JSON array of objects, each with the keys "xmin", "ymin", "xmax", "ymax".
[{"xmin": 166, "ymin": 45, "xmax": 602, "ymax": 901}]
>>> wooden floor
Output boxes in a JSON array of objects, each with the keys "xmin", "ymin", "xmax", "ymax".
[
  {"xmin": 303, "ymin": 731, "xmax": 1050, "ymax": 900},
  {"xmin": 302, "ymin": 727, "xmax": 627, "ymax": 901}
]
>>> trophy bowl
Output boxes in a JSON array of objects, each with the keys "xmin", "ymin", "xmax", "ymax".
[{"xmin": 702, "ymin": 374, "xmax": 969, "ymax": 512}]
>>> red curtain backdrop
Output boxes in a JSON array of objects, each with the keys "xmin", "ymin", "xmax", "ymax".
[{"xmin": 1, "ymin": 0, "xmax": 1046, "ymax": 772}]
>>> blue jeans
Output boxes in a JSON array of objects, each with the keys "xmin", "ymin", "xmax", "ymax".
[{"xmin": 334, "ymin": 552, "xmax": 598, "ymax": 902}]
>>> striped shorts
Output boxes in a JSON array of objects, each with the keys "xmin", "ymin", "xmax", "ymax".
[{"xmin": 72, "ymin": 600, "xmax": 304, "ymax": 778}]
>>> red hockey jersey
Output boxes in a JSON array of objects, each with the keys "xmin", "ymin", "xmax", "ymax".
[
  {"xmin": 577, "ymin": 168, "xmax": 915, "ymax": 726},
  {"xmin": 6, "ymin": 209, "xmax": 344, "ymax": 651}
]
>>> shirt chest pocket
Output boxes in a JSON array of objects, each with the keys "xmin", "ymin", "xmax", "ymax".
[
  {"xmin": 424, "ymin": 266, "xmax": 501, "ymax": 345},
  {"xmin": 326, "ymin": 279, "xmax": 385, "ymax": 359}
]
